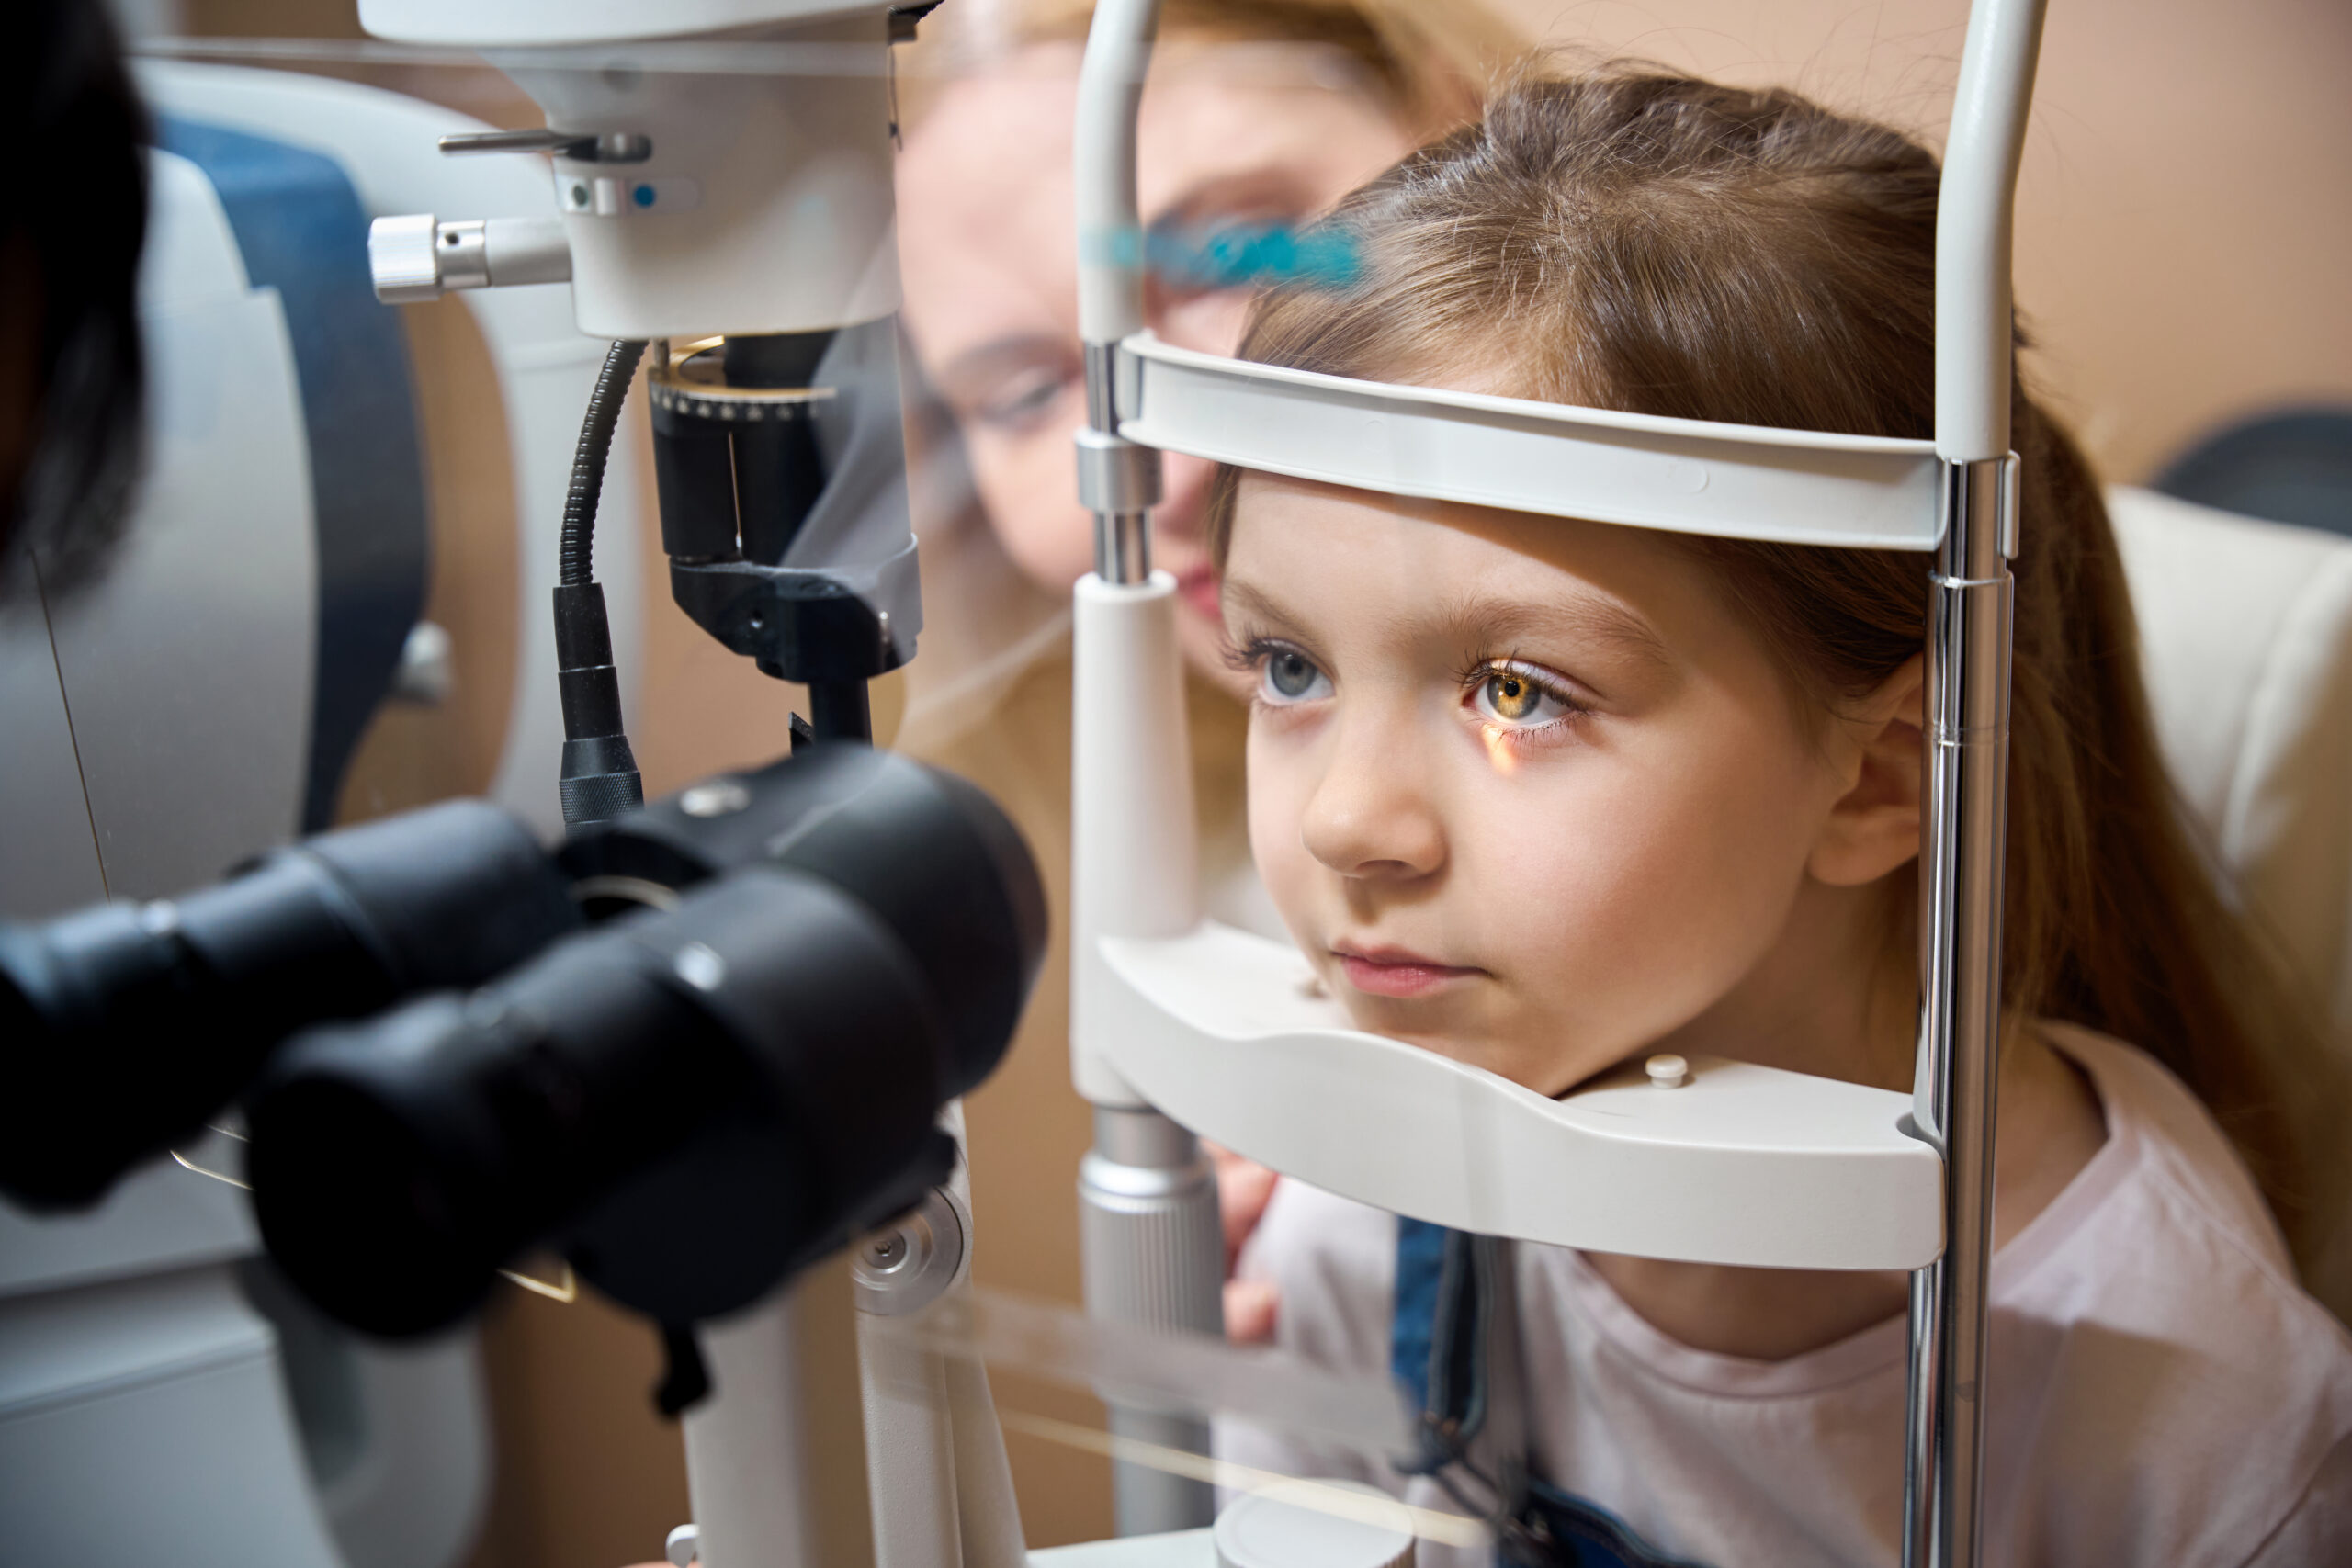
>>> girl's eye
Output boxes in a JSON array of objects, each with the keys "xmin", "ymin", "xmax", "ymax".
[
  {"xmin": 1471, "ymin": 665, "xmax": 1574, "ymax": 728},
  {"xmin": 1260, "ymin": 648, "xmax": 1331, "ymax": 705}
]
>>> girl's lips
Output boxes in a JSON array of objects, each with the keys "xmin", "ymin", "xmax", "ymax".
[
  {"xmin": 1175, "ymin": 566, "xmax": 1222, "ymax": 622},
  {"xmin": 1336, "ymin": 949, "xmax": 1481, "ymax": 999}
]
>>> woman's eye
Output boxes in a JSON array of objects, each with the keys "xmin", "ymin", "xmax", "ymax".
[
  {"xmin": 1260, "ymin": 649, "xmax": 1331, "ymax": 705},
  {"xmin": 974, "ymin": 369, "xmax": 1071, "ymax": 432},
  {"xmin": 1472, "ymin": 667, "xmax": 1572, "ymax": 728}
]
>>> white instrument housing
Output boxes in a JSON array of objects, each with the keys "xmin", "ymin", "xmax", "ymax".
[{"xmin": 362, "ymin": 0, "xmax": 901, "ymax": 341}]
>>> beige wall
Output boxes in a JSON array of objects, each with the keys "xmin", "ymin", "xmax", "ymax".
[{"xmin": 1491, "ymin": 0, "xmax": 2352, "ymax": 481}]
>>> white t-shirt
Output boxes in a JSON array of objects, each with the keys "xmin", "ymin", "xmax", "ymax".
[{"xmin": 1222, "ymin": 1023, "xmax": 2352, "ymax": 1566}]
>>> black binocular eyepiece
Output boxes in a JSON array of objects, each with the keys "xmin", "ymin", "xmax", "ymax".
[
  {"xmin": 1, "ymin": 745, "xmax": 1045, "ymax": 1343},
  {"xmin": 249, "ymin": 746, "xmax": 1045, "ymax": 1337},
  {"xmin": 0, "ymin": 801, "xmax": 581, "ymax": 1211}
]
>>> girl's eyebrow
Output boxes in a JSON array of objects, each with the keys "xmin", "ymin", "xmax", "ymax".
[
  {"xmin": 1224, "ymin": 575, "xmax": 1674, "ymax": 676},
  {"xmin": 1433, "ymin": 592, "xmax": 1674, "ymax": 673}
]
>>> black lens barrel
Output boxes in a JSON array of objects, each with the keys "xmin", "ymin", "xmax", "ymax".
[
  {"xmin": 561, "ymin": 745, "xmax": 1047, "ymax": 1100},
  {"xmin": 249, "ymin": 864, "xmax": 965, "ymax": 1337},
  {"xmin": 0, "ymin": 800, "xmax": 580, "ymax": 1209}
]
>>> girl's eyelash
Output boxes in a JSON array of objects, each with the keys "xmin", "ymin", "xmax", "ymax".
[
  {"xmin": 1223, "ymin": 633, "xmax": 1289, "ymax": 673},
  {"xmin": 1226, "ymin": 638, "xmax": 1586, "ymax": 732},
  {"xmin": 1459, "ymin": 654, "xmax": 1589, "ymax": 728}
]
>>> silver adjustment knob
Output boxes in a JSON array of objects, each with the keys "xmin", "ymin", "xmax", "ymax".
[
  {"xmin": 368, "ymin": 213, "xmax": 440, "ymax": 304},
  {"xmin": 368, "ymin": 215, "xmax": 573, "ymax": 304}
]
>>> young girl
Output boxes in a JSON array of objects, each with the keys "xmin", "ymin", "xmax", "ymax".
[{"xmin": 1209, "ymin": 70, "xmax": 2352, "ymax": 1566}]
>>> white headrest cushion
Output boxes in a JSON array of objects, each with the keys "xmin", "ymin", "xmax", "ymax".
[{"xmin": 2107, "ymin": 485, "xmax": 2352, "ymax": 1030}]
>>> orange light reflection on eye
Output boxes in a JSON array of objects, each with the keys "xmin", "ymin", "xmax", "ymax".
[{"xmin": 1478, "ymin": 724, "xmax": 1521, "ymax": 776}]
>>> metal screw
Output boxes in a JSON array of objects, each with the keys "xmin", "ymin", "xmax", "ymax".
[{"xmin": 852, "ymin": 1191, "xmax": 965, "ymax": 1315}]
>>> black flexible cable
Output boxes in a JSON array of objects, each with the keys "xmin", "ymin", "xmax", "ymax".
[
  {"xmin": 553, "ymin": 339, "xmax": 649, "ymax": 828},
  {"xmin": 560, "ymin": 338, "xmax": 647, "ymax": 587}
]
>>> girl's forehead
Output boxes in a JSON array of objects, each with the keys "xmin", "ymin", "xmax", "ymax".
[
  {"xmin": 1225, "ymin": 474, "xmax": 1793, "ymax": 714},
  {"xmin": 1227, "ymin": 473, "xmax": 1713, "ymax": 627}
]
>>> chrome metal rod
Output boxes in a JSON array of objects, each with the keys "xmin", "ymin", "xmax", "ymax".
[
  {"xmin": 1079, "ymin": 1106, "xmax": 1224, "ymax": 1534},
  {"xmin": 1901, "ymin": 1258, "xmax": 1943, "ymax": 1566},
  {"xmin": 1094, "ymin": 512, "xmax": 1152, "ymax": 584},
  {"xmin": 1905, "ymin": 455, "xmax": 2016, "ymax": 1568},
  {"xmin": 1080, "ymin": 343, "xmax": 1159, "ymax": 586},
  {"xmin": 1084, "ymin": 340, "xmax": 1123, "ymax": 434}
]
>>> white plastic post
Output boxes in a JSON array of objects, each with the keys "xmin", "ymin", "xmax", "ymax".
[
  {"xmin": 1074, "ymin": 0, "xmax": 1159, "ymax": 347},
  {"xmin": 1069, "ymin": 575, "xmax": 1222, "ymax": 1535},
  {"xmin": 1935, "ymin": 0, "xmax": 2046, "ymax": 465},
  {"xmin": 853, "ymin": 1106, "xmax": 1027, "ymax": 1568},
  {"xmin": 1071, "ymin": 2, "xmax": 1224, "ymax": 1531},
  {"xmin": 1069, "ymin": 575, "xmax": 1201, "ymax": 1106},
  {"xmin": 859, "ymin": 1331, "xmax": 962, "ymax": 1568},
  {"xmin": 682, "ymin": 1259, "xmax": 875, "ymax": 1568}
]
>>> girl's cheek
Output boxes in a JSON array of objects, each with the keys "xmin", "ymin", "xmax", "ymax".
[
  {"xmin": 1455, "ymin": 759, "xmax": 1768, "ymax": 1052},
  {"xmin": 1246, "ymin": 727, "xmax": 1318, "ymax": 917}
]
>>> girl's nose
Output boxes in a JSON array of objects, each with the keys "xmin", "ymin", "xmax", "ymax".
[{"xmin": 1300, "ymin": 718, "xmax": 1445, "ymax": 882}]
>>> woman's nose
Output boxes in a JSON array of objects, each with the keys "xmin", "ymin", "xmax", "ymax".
[{"xmin": 1299, "ymin": 717, "xmax": 1445, "ymax": 882}]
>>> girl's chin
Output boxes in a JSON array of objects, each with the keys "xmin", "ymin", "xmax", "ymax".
[{"xmin": 1335, "ymin": 1009, "xmax": 1592, "ymax": 1099}]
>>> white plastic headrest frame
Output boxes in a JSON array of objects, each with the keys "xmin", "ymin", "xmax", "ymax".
[{"xmin": 1073, "ymin": 0, "xmax": 2041, "ymax": 511}]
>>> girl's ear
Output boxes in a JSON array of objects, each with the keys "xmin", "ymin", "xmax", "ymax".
[{"xmin": 1810, "ymin": 653, "xmax": 1925, "ymax": 887}]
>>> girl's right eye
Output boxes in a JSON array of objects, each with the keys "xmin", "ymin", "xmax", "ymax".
[{"xmin": 1259, "ymin": 647, "xmax": 1332, "ymax": 705}]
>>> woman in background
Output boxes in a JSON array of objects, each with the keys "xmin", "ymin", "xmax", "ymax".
[
  {"xmin": 892, "ymin": 5, "xmax": 1521, "ymax": 1294},
  {"xmin": 888, "ymin": 0, "xmax": 1521, "ymax": 1538}
]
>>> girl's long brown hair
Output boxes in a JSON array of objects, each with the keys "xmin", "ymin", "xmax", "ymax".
[{"xmin": 1217, "ymin": 68, "xmax": 2348, "ymax": 1280}]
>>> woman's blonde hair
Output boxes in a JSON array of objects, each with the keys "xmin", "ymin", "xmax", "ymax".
[
  {"xmin": 1216, "ymin": 67, "xmax": 2350, "ymax": 1277},
  {"xmin": 890, "ymin": 0, "xmax": 1528, "ymax": 755},
  {"xmin": 898, "ymin": 0, "xmax": 1523, "ymax": 138}
]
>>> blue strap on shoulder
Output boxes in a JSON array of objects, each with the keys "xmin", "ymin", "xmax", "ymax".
[
  {"xmin": 1393, "ymin": 1215, "xmax": 1452, "ymax": 1415},
  {"xmin": 1390, "ymin": 1221, "xmax": 1708, "ymax": 1568}
]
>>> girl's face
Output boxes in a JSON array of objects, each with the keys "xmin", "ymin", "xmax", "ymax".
[
  {"xmin": 897, "ymin": 43, "xmax": 1417, "ymax": 682},
  {"xmin": 1227, "ymin": 475, "xmax": 1919, "ymax": 1096}
]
